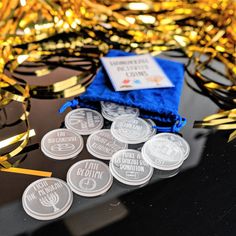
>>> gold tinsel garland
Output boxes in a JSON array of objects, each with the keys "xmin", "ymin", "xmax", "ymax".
[{"xmin": 0, "ymin": 0, "xmax": 236, "ymax": 175}]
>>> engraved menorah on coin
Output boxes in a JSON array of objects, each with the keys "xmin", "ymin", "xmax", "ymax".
[{"xmin": 39, "ymin": 192, "xmax": 60, "ymax": 212}]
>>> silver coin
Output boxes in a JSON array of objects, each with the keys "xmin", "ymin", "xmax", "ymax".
[
  {"xmin": 41, "ymin": 129, "xmax": 84, "ymax": 160},
  {"xmin": 109, "ymin": 149, "xmax": 153, "ymax": 186},
  {"xmin": 142, "ymin": 137, "xmax": 184, "ymax": 170},
  {"xmin": 22, "ymin": 178, "xmax": 73, "ymax": 220},
  {"xmin": 101, "ymin": 109, "xmax": 116, "ymax": 122},
  {"xmin": 111, "ymin": 115, "xmax": 151, "ymax": 144},
  {"xmin": 65, "ymin": 108, "xmax": 104, "ymax": 135},
  {"xmin": 100, "ymin": 101, "xmax": 118, "ymax": 110},
  {"xmin": 67, "ymin": 159, "xmax": 113, "ymax": 197},
  {"xmin": 101, "ymin": 102, "xmax": 139, "ymax": 121},
  {"xmin": 86, "ymin": 129, "xmax": 128, "ymax": 160},
  {"xmin": 152, "ymin": 133, "xmax": 190, "ymax": 160},
  {"xmin": 116, "ymin": 106, "xmax": 139, "ymax": 115},
  {"xmin": 102, "ymin": 107, "xmax": 138, "ymax": 122},
  {"xmin": 145, "ymin": 119, "xmax": 157, "ymax": 138}
]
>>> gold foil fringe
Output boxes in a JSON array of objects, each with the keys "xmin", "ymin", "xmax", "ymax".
[
  {"xmin": 0, "ymin": 0, "xmax": 236, "ymax": 175},
  {"xmin": 194, "ymin": 109, "xmax": 236, "ymax": 142}
]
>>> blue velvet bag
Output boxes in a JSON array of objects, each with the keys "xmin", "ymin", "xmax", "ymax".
[{"xmin": 60, "ymin": 50, "xmax": 186, "ymax": 132}]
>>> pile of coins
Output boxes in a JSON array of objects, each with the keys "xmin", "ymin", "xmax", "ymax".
[
  {"xmin": 22, "ymin": 102, "xmax": 190, "ymax": 220},
  {"xmin": 101, "ymin": 102, "xmax": 140, "ymax": 122}
]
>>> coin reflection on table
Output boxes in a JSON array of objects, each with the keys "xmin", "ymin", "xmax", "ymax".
[{"xmin": 154, "ymin": 168, "xmax": 180, "ymax": 179}]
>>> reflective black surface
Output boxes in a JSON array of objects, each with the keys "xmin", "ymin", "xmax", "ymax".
[{"xmin": 1, "ymin": 62, "xmax": 236, "ymax": 236}]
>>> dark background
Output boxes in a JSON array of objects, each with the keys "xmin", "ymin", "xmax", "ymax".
[{"xmin": 0, "ymin": 58, "xmax": 235, "ymax": 236}]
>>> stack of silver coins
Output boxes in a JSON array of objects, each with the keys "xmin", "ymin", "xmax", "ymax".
[
  {"xmin": 22, "ymin": 101, "xmax": 190, "ymax": 220},
  {"xmin": 101, "ymin": 101, "xmax": 139, "ymax": 121}
]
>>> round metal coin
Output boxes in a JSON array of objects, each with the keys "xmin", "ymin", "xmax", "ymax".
[
  {"xmin": 101, "ymin": 108, "xmax": 116, "ymax": 122},
  {"xmin": 109, "ymin": 149, "xmax": 153, "ymax": 186},
  {"xmin": 86, "ymin": 129, "xmax": 128, "ymax": 160},
  {"xmin": 100, "ymin": 101, "xmax": 119, "ymax": 110},
  {"xmin": 101, "ymin": 102, "xmax": 139, "ymax": 121},
  {"xmin": 67, "ymin": 159, "xmax": 113, "ymax": 197},
  {"xmin": 142, "ymin": 137, "xmax": 184, "ymax": 170},
  {"xmin": 145, "ymin": 119, "xmax": 157, "ymax": 138},
  {"xmin": 41, "ymin": 129, "xmax": 84, "ymax": 160},
  {"xmin": 152, "ymin": 133, "xmax": 190, "ymax": 160},
  {"xmin": 65, "ymin": 108, "xmax": 104, "ymax": 135},
  {"xmin": 22, "ymin": 178, "xmax": 73, "ymax": 220},
  {"xmin": 111, "ymin": 115, "xmax": 151, "ymax": 144}
]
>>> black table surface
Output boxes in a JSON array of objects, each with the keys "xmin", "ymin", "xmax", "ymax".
[{"xmin": 1, "ymin": 57, "xmax": 236, "ymax": 236}]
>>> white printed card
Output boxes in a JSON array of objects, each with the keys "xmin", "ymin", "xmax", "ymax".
[{"xmin": 101, "ymin": 54, "xmax": 174, "ymax": 91}]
